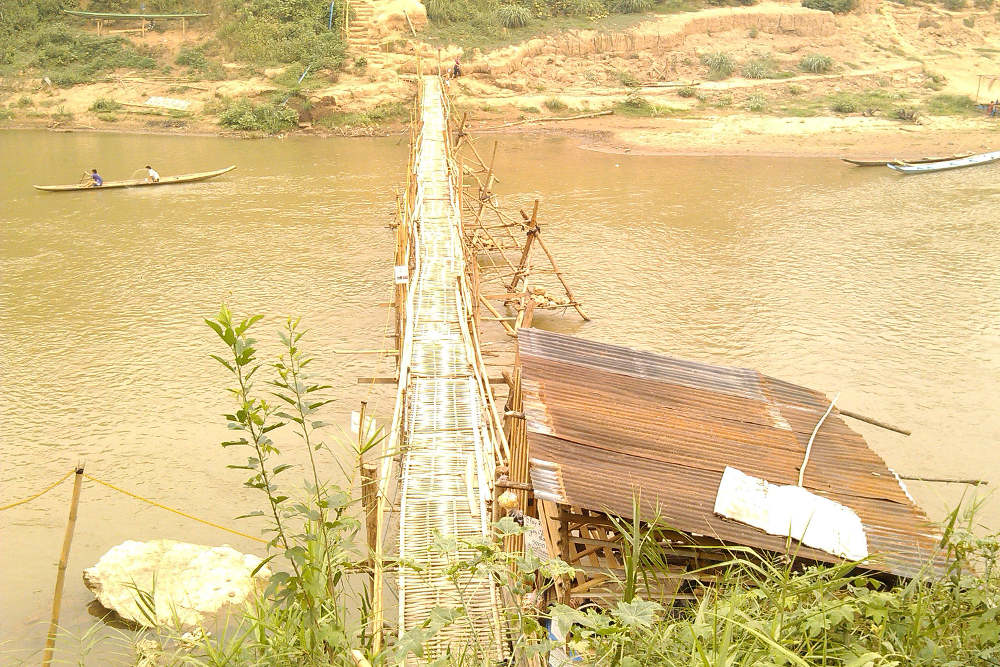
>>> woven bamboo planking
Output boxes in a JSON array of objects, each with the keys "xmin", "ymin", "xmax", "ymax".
[{"xmin": 392, "ymin": 77, "xmax": 505, "ymax": 663}]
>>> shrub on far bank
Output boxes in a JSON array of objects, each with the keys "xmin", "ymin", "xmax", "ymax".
[
  {"xmin": 701, "ymin": 51, "xmax": 735, "ymax": 79},
  {"xmin": 800, "ymin": 53, "xmax": 834, "ymax": 73},
  {"xmin": 802, "ymin": 0, "xmax": 857, "ymax": 13},
  {"xmin": 495, "ymin": 4, "xmax": 533, "ymax": 27},
  {"xmin": 218, "ymin": 0, "xmax": 345, "ymax": 69},
  {"xmin": 218, "ymin": 98, "xmax": 298, "ymax": 133},
  {"xmin": 89, "ymin": 97, "xmax": 121, "ymax": 112}
]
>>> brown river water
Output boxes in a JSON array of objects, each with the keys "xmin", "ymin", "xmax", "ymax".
[{"xmin": 2, "ymin": 129, "xmax": 999, "ymax": 661}]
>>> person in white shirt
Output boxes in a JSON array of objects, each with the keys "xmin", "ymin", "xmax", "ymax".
[{"xmin": 145, "ymin": 165, "xmax": 160, "ymax": 182}]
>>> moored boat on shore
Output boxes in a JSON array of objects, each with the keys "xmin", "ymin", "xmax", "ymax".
[{"xmin": 887, "ymin": 150, "xmax": 1000, "ymax": 174}]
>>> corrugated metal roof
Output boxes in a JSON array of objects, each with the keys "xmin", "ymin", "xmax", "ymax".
[{"xmin": 520, "ymin": 328, "xmax": 945, "ymax": 578}]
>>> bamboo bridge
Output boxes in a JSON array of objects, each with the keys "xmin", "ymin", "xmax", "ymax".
[
  {"xmin": 367, "ymin": 74, "xmax": 587, "ymax": 662},
  {"xmin": 372, "ymin": 76, "xmax": 506, "ymax": 661}
]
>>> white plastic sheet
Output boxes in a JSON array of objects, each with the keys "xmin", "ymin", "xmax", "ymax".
[{"xmin": 714, "ymin": 466, "xmax": 868, "ymax": 561}]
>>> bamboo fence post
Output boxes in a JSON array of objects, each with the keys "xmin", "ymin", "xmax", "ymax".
[{"xmin": 41, "ymin": 465, "xmax": 84, "ymax": 667}]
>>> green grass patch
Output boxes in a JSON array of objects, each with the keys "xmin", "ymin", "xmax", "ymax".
[
  {"xmin": 925, "ymin": 93, "xmax": 978, "ymax": 115},
  {"xmin": 315, "ymin": 101, "xmax": 410, "ymax": 129},
  {"xmin": 418, "ymin": 0, "xmax": 701, "ymax": 52},
  {"xmin": 827, "ymin": 89, "xmax": 907, "ymax": 115},
  {"xmin": 3, "ymin": 23, "xmax": 157, "ymax": 86}
]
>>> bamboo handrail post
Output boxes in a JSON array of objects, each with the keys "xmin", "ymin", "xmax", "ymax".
[{"xmin": 41, "ymin": 465, "xmax": 84, "ymax": 667}]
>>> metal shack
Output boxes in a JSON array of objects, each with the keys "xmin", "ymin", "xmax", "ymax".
[{"xmin": 506, "ymin": 328, "xmax": 945, "ymax": 608}]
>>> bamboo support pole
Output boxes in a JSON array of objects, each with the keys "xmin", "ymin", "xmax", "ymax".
[
  {"xmin": 479, "ymin": 295, "xmax": 517, "ymax": 336},
  {"xmin": 838, "ymin": 409, "xmax": 911, "ymax": 436},
  {"xmin": 41, "ymin": 465, "xmax": 84, "ymax": 667}
]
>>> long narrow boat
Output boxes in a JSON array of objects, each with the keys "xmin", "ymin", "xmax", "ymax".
[
  {"xmin": 34, "ymin": 165, "xmax": 236, "ymax": 191},
  {"xmin": 887, "ymin": 150, "xmax": 1000, "ymax": 174},
  {"xmin": 841, "ymin": 153, "xmax": 972, "ymax": 167}
]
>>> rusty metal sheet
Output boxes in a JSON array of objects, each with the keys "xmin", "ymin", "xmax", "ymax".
[{"xmin": 519, "ymin": 328, "xmax": 944, "ymax": 579}]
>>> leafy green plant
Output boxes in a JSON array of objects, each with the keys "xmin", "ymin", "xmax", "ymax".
[
  {"xmin": 744, "ymin": 92, "xmax": 767, "ymax": 111},
  {"xmin": 741, "ymin": 57, "xmax": 774, "ymax": 79},
  {"xmin": 701, "ymin": 51, "xmax": 735, "ymax": 79},
  {"xmin": 799, "ymin": 53, "xmax": 834, "ymax": 73},
  {"xmin": 712, "ymin": 93, "xmax": 733, "ymax": 107},
  {"xmin": 613, "ymin": 0, "xmax": 656, "ymax": 12},
  {"xmin": 618, "ymin": 69, "xmax": 641, "ymax": 87},
  {"xmin": 831, "ymin": 97, "xmax": 858, "ymax": 113},
  {"xmin": 495, "ymin": 3, "xmax": 532, "ymax": 27},
  {"xmin": 677, "ymin": 85, "xmax": 696, "ymax": 97},
  {"xmin": 89, "ymin": 97, "xmax": 121, "ymax": 113},
  {"xmin": 15, "ymin": 95, "xmax": 33, "ymax": 107},
  {"xmin": 218, "ymin": 98, "xmax": 299, "ymax": 133},
  {"xmin": 941, "ymin": 0, "xmax": 966, "ymax": 8},
  {"xmin": 0, "ymin": 108, "xmax": 13, "ymax": 120},
  {"xmin": 802, "ymin": 0, "xmax": 857, "ymax": 12}
]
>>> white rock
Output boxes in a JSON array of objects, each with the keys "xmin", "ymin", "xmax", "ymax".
[{"xmin": 83, "ymin": 540, "xmax": 271, "ymax": 629}]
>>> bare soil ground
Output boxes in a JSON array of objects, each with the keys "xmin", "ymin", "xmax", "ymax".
[{"xmin": 5, "ymin": 0, "xmax": 1000, "ymax": 156}]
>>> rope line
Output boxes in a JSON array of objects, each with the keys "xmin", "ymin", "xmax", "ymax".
[
  {"xmin": 0, "ymin": 468, "xmax": 76, "ymax": 511},
  {"xmin": 82, "ymin": 474, "xmax": 269, "ymax": 544}
]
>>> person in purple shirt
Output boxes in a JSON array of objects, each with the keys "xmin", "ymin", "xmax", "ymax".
[{"xmin": 89, "ymin": 168, "xmax": 103, "ymax": 187}]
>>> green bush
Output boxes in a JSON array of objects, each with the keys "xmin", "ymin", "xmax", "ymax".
[
  {"xmin": 613, "ymin": 0, "xmax": 656, "ymax": 12},
  {"xmin": 799, "ymin": 53, "xmax": 834, "ymax": 73},
  {"xmin": 89, "ymin": 97, "xmax": 121, "ymax": 112},
  {"xmin": 975, "ymin": 0, "xmax": 994, "ymax": 8},
  {"xmin": 802, "ymin": 0, "xmax": 857, "ymax": 13},
  {"xmin": 677, "ymin": 85, "xmax": 696, "ymax": 97},
  {"xmin": 0, "ymin": 108, "xmax": 13, "ymax": 120},
  {"xmin": 701, "ymin": 51, "xmax": 735, "ymax": 79},
  {"xmin": 618, "ymin": 69, "xmax": 641, "ymax": 87},
  {"xmin": 15, "ymin": 95, "xmax": 33, "ymax": 107},
  {"xmin": 741, "ymin": 57, "xmax": 774, "ymax": 79},
  {"xmin": 495, "ymin": 3, "xmax": 533, "ymax": 27},
  {"xmin": 8, "ymin": 23, "xmax": 157, "ymax": 85},
  {"xmin": 218, "ymin": 0, "xmax": 346, "ymax": 68},
  {"xmin": 744, "ymin": 92, "xmax": 767, "ymax": 111},
  {"xmin": 831, "ymin": 98, "xmax": 858, "ymax": 113},
  {"xmin": 941, "ymin": 0, "xmax": 966, "ymax": 8},
  {"xmin": 175, "ymin": 46, "xmax": 212, "ymax": 72},
  {"xmin": 707, "ymin": 0, "xmax": 758, "ymax": 5},
  {"xmin": 218, "ymin": 98, "xmax": 299, "ymax": 133}
]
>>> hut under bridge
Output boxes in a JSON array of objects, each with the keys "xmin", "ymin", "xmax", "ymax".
[{"xmin": 500, "ymin": 328, "xmax": 946, "ymax": 609}]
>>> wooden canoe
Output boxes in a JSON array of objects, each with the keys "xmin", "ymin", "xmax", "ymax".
[
  {"xmin": 34, "ymin": 165, "xmax": 236, "ymax": 191},
  {"xmin": 841, "ymin": 153, "xmax": 972, "ymax": 167},
  {"xmin": 887, "ymin": 150, "xmax": 1000, "ymax": 174}
]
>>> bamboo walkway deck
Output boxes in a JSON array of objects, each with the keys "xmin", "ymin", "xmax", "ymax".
[{"xmin": 394, "ymin": 77, "xmax": 504, "ymax": 661}]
